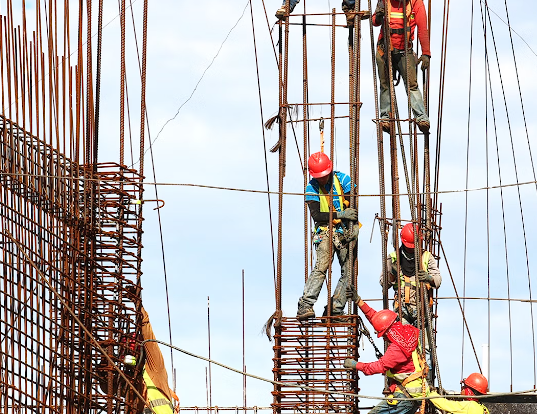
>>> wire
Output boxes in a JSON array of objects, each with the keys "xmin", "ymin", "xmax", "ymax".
[
  {"xmin": 142, "ymin": 338, "xmax": 537, "ymax": 402},
  {"xmin": 130, "ymin": 0, "xmax": 251, "ymax": 168}
]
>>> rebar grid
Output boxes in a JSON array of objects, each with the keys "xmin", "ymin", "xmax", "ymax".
[
  {"xmin": 0, "ymin": 115, "xmax": 144, "ymax": 413},
  {"xmin": 273, "ymin": 317, "xmax": 359, "ymax": 413}
]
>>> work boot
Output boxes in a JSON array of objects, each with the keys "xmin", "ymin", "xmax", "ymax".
[
  {"xmin": 379, "ymin": 120, "xmax": 391, "ymax": 133},
  {"xmin": 275, "ymin": 6, "xmax": 286, "ymax": 19},
  {"xmin": 417, "ymin": 119, "xmax": 430, "ymax": 133},
  {"xmin": 297, "ymin": 306, "xmax": 315, "ymax": 321},
  {"xmin": 342, "ymin": 6, "xmax": 371, "ymax": 28},
  {"xmin": 321, "ymin": 305, "xmax": 350, "ymax": 323}
]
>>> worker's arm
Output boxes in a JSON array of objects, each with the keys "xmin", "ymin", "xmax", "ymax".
[
  {"xmin": 306, "ymin": 192, "xmax": 355, "ymax": 225},
  {"xmin": 379, "ymin": 257, "xmax": 397, "ymax": 287},
  {"xmin": 428, "ymin": 392, "xmax": 483, "ymax": 414},
  {"xmin": 427, "ymin": 255, "xmax": 442, "ymax": 288},
  {"xmin": 357, "ymin": 300, "xmax": 377, "ymax": 325},
  {"xmin": 371, "ymin": 0, "xmax": 385, "ymax": 26},
  {"xmin": 355, "ymin": 343, "xmax": 408, "ymax": 376},
  {"xmin": 413, "ymin": 0, "xmax": 431, "ymax": 56}
]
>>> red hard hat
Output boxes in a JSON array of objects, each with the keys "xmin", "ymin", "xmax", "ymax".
[
  {"xmin": 371, "ymin": 309, "xmax": 398, "ymax": 338},
  {"xmin": 400, "ymin": 223, "xmax": 420, "ymax": 248},
  {"xmin": 462, "ymin": 373, "xmax": 488, "ymax": 395},
  {"xmin": 308, "ymin": 152, "xmax": 333, "ymax": 178}
]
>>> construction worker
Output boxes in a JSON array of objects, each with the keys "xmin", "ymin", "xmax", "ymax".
[
  {"xmin": 382, "ymin": 223, "xmax": 441, "ymax": 376},
  {"xmin": 427, "ymin": 373, "xmax": 490, "ymax": 413},
  {"xmin": 371, "ymin": 0, "xmax": 431, "ymax": 133},
  {"xmin": 344, "ymin": 292, "xmax": 428, "ymax": 414},
  {"xmin": 297, "ymin": 152, "xmax": 359, "ymax": 321},
  {"xmin": 382, "ymin": 223, "xmax": 441, "ymax": 326},
  {"xmin": 276, "ymin": 0, "xmax": 370, "ymax": 27}
]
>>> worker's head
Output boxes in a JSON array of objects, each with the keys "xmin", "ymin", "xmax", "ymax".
[
  {"xmin": 400, "ymin": 223, "xmax": 421, "ymax": 250},
  {"xmin": 461, "ymin": 373, "xmax": 488, "ymax": 401},
  {"xmin": 371, "ymin": 309, "xmax": 398, "ymax": 338},
  {"xmin": 308, "ymin": 152, "xmax": 333, "ymax": 185}
]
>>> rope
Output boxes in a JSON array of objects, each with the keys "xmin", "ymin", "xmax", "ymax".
[{"xmin": 142, "ymin": 338, "xmax": 537, "ymax": 402}]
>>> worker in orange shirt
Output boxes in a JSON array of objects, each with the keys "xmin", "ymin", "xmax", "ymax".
[{"xmin": 371, "ymin": 0, "xmax": 431, "ymax": 133}]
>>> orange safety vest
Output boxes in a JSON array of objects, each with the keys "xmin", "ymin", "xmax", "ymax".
[
  {"xmin": 378, "ymin": 0, "xmax": 415, "ymax": 56},
  {"xmin": 390, "ymin": 251, "xmax": 434, "ymax": 307}
]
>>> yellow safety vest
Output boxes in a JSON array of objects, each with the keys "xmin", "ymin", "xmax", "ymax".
[
  {"xmin": 386, "ymin": 348, "xmax": 428, "ymax": 396},
  {"xmin": 389, "ymin": 251, "xmax": 432, "ymax": 306},
  {"xmin": 318, "ymin": 174, "xmax": 344, "ymax": 213},
  {"xmin": 317, "ymin": 174, "xmax": 345, "ymax": 232},
  {"xmin": 144, "ymin": 370, "xmax": 174, "ymax": 414}
]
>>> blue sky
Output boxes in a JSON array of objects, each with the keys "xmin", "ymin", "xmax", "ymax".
[
  {"xmin": 127, "ymin": 0, "xmax": 537, "ymax": 407},
  {"xmin": 6, "ymin": 0, "xmax": 537, "ymax": 409}
]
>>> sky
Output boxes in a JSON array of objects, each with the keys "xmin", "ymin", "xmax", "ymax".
[{"xmin": 5, "ymin": 0, "xmax": 537, "ymax": 410}]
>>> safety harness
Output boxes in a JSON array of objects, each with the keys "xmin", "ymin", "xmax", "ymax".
[
  {"xmin": 378, "ymin": 0, "xmax": 415, "ymax": 57},
  {"xmin": 390, "ymin": 250, "xmax": 434, "ymax": 307}
]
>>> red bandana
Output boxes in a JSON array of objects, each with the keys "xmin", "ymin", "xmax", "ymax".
[{"xmin": 386, "ymin": 322, "xmax": 419, "ymax": 357}]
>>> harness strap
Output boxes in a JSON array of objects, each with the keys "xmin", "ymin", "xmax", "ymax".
[{"xmin": 404, "ymin": 276, "xmax": 411, "ymax": 304}]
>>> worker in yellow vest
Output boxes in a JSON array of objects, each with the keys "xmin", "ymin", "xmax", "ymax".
[
  {"xmin": 428, "ymin": 373, "xmax": 490, "ymax": 414},
  {"xmin": 297, "ymin": 152, "xmax": 359, "ymax": 321},
  {"xmin": 381, "ymin": 223, "xmax": 441, "ymax": 327}
]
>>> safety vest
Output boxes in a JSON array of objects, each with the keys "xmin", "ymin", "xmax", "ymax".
[
  {"xmin": 389, "ymin": 251, "xmax": 432, "ymax": 306},
  {"xmin": 144, "ymin": 370, "xmax": 174, "ymax": 414},
  {"xmin": 316, "ymin": 174, "xmax": 345, "ymax": 232},
  {"xmin": 386, "ymin": 348, "xmax": 428, "ymax": 396},
  {"xmin": 378, "ymin": 0, "xmax": 415, "ymax": 56}
]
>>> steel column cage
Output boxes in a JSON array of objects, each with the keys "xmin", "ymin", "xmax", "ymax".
[
  {"xmin": 273, "ymin": 317, "xmax": 360, "ymax": 414},
  {"xmin": 0, "ymin": 115, "xmax": 144, "ymax": 413}
]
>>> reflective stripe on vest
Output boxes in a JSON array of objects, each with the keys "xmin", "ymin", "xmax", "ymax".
[
  {"xmin": 144, "ymin": 370, "xmax": 174, "ymax": 414},
  {"xmin": 318, "ymin": 174, "xmax": 344, "ymax": 213}
]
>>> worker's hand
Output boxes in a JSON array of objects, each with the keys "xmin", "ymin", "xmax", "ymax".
[
  {"xmin": 336, "ymin": 208, "xmax": 357, "ymax": 221},
  {"xmin": 346, "ymin": 285, "xmax": 361, "ymax": 303},
  {"xmin": 344, "ymin": 358, "xmax": 358, "ymax": 369},
  {"xmin": 417, "ymin": 270, "xmax": 433, "ymax": 283},
  {"xmin": 345, "ymin": 224, "xmax": 360, "ymax": 241},
  {"xmin": 374, "ymin": 0, "xmax": 385, "ymax": 22},
  {"xmin": 417, "ymin": 55, "xmax": 430, "ymax": 71},
  {"xmin": 360, "ymin": 10, "xmax": 371, "ymax": 20}
]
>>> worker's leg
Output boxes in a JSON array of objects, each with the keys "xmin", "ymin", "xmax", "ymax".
[
  {"xmin": 277, "ymin": 0, "xmax": 299, "ymax": 13},
  {"xmin": 369, "ymin": 392, "xmax": 418, "ymax": 414},
  {"xmin": 396, "ymin": 51, "xmax": 429, "ymax": 123},
  {"xmin": 376, "ymin": 50, "xmax": 391, "ymax": 120},
  {"xmin": 298, "ymin": 232, "xmax": 334, "ymax": 312},
  {"xmin": 331, "ymin": 240, "xmax": 357, "ymax": 314}
]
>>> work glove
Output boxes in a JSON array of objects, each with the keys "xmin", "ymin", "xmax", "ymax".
[
  {"xmin": 346, "ymin": 284, "xmax": 361, "ymax": 303},
  {"xmin": 374, "ymin": 0, "xmax": 385, "ymax": 24},
  {"xmin": 344, "ymin": 224, "xmax": 360, "ymax": 242},
  {"xmin": 417, "ymin": 270, "xmax": 433, "ymax": 283},
  {"xmin": 336, "ymin": 208, "xmax": 357, "ymax": 221},
  {"xmin": 344, "ymin": 358, "xmax": 358, "ymax": 369},
  {"xmin": 417, "ymin": 55, "xmax": 430, "ymax": 71}
]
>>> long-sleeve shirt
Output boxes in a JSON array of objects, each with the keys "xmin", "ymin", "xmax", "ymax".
[
  {"xmin": 428, "ymin": 392, "xmax": 489, "ymax": 414},
  {"xmin": 380, "ymin": 252, "xmax": 442, "ymax": 289},
  {"xmin": 372, "ymin": 0, "xmax": 431, "ymax": 56},
  {"xmin": 357, "ymin": 302, "xmax": 415, "ymax": 392}
]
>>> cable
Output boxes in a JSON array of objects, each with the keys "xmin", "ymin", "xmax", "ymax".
[
  {"xmin": 131, "ymin": 0, "xmax": 251, "ymax": 168},
  {"xmin": 142, "ymin": 338, "xmax": 537, "ymax": 402}
]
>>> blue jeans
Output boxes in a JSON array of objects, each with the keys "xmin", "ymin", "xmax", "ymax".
[
  {"xmin": 298, "ymin": 231, "xmax": 353, "ymax": 314},
  {"xmin": 369, "ymin": 392, "xmax": 418, "ymax": 414},
  {"xmin": 280, "ymin": 0, "xmax": 299, "ymax": 12},
  {"xmin": 376, "ymin": 48, "xmax": 429, "ymax": 123}
]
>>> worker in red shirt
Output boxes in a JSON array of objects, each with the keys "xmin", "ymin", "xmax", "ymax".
[
  {"xmin": 344, "ymin": 290, "xmax": 428, "ymax": 414},
  {"xmin": 371, "ymin": 0, "xmax": 431, "ymax": 134}
]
